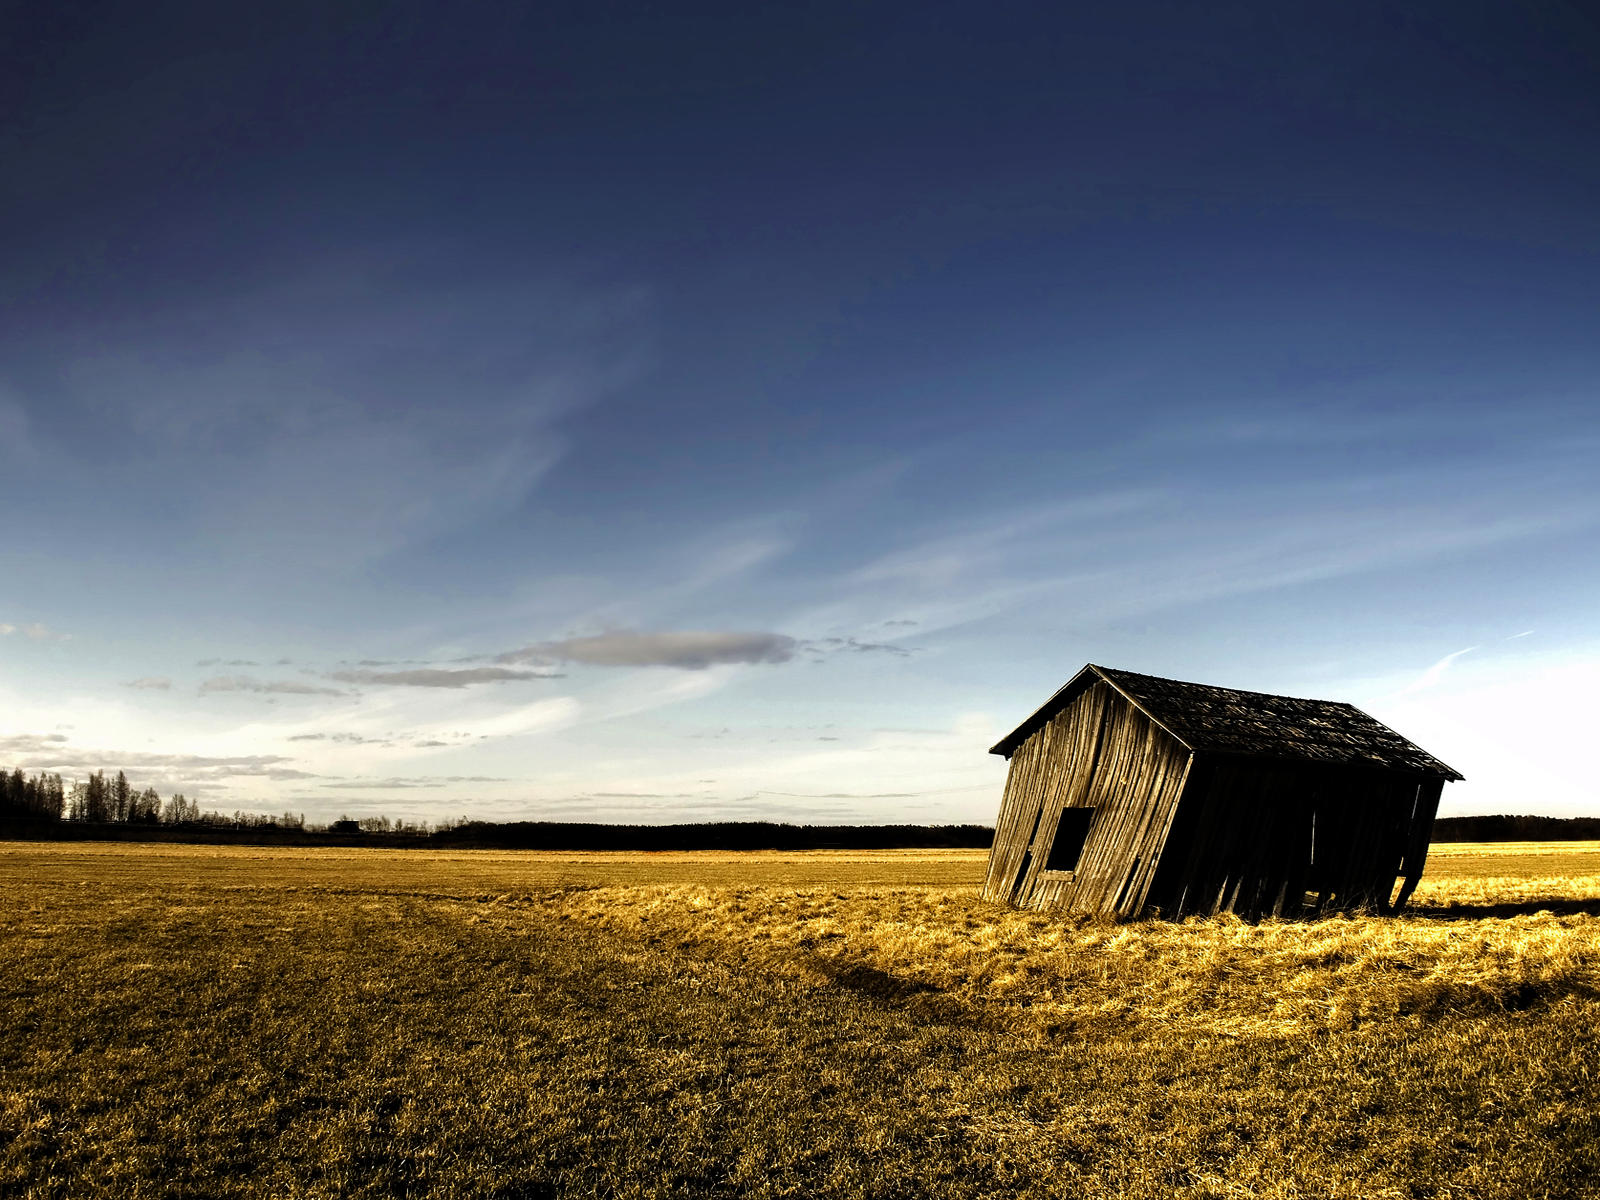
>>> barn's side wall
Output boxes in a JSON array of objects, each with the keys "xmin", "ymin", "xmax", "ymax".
[
  {"xmin": 980, "ymin": 682, "xmax": 1106, "ymax": 903},
  {"xmin": 1145, "ymin": 756, "xmax": 1443, "ymax": 919},
  {"xmin": 982, "ymin": 681, "xmax": 1193, "ymax": 915},
  {"xmin": 979, "ymin": 732, "xmax": 1048, "ymax": 903},
  {"xmin": 1392, "ymin": 776, "xmax": 1444, "ymax": 911}
]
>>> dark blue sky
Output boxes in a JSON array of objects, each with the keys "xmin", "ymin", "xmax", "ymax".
[{"xmin": 2, "ymin": 1, "xmax": 1597, "ymax": 820}]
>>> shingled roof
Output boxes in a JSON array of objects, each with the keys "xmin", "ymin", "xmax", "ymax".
[{"xmin": 989, "ymin": 664, "xmax": 1464, "ymax": 779}]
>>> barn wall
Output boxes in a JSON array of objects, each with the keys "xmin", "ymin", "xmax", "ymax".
[
  {"xmin": 979, "ymin": 682, "xmax": 1104, "ymax": 904},
  {"xmin": 981, "ymin": 681, "xmax": 1193, "ymax": 915},
  {"xmin": 1392, "ymin": 776, "xmax": 1444, "ymax": 910},
  {"xmin": 1146, "ymin": 756, "xmax": 1441, "ymax": 919}
]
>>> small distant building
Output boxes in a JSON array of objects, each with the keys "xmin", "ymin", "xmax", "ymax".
[{"xmin": 982, "ymin": 665, "xmax": 1462, "ymax": 919}]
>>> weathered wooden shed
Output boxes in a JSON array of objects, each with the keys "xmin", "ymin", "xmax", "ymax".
[{"xmin": 981, "ymin": 665, "xmax": 1463, "ymax": 919}]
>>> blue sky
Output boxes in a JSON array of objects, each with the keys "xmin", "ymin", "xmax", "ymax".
[{"xmin": 2, "ymin": 1, "xmax": 1597, "ymax": 823}]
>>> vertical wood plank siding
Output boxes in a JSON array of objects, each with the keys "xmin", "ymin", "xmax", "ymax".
[
  {"xmin": 982, "ymin": 682, "xmax": 1194, "ymax": 915},
  {"xmin": 980, "ymin": 682, "xmax": 1108, "ymax": 902},
  {"xmin": 1143, "ymin": 758, "xmax": 1439, "ymax": 919},
  {"xmin": 979, "ymin": 729, "xmax": 1050, "ymax": 902},
  {"xmin": 1392, "ymin": 777, "xmax": 1443, "ymax": 911}
]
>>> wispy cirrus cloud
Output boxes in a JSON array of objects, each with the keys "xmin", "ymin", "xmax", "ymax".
[
  {"xmin": 125, "ymin": 677, "xmax": 173, "ymax": 690},
  {"xmin": 1391, "ymin": 647, "xmax": 1480, "ymax": 697},
  {"xmin": 1, "ymin": 622, "xmax": 60, "ymax": 640},
  {"xmin": 46, "ymin": 265, "xmax": 650, "ymax": 584},
  {"xmin": 498, "ymin": 630, "xmax": 798, "ymax": 670},
  {"xmin": 813, "ymin": 637, "xmax": 912, "ymax": 658}
]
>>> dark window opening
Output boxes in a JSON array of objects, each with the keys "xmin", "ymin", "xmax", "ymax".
[{"xmin": 1044, "ymin": 807, "xmax": 1095, "ymax": 873}]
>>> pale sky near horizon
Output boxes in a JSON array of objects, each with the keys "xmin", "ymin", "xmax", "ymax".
[{"xmin": 3, "ymin": 2, "xmax": 1598, "ymax": 824}]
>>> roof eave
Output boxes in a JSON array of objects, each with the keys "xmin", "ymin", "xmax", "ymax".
[
  {"xmin": 1339, "ymin": 703, "xmax": 1466, "ymax": 781},
  {"xmin": 1191, "ymin": 746, "xmax": 1465, "ymax": 782},
  {"xmin": 987, "ymin": 664, "xmax": 1101, "ymax": 757}
]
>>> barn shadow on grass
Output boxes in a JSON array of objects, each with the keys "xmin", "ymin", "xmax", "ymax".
[
  {"xmin": 798, "ymin": 954, "xmax": 985, "ymax": 1027},
  {"xmin": 1407, "ymin": 899, "xmax": 1600, "ymax": 921},
  {"xmin": 806, "ymin": 956, "xmax": 939, "ymax": 1003}
]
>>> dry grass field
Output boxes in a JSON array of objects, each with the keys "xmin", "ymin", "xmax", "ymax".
[{"xmin": 2, "ymin": 840, "xmax": 1598, "ymax": 1199}]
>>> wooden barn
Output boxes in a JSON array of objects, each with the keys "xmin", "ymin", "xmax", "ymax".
[{"xmin": 981, "ymin": 664, "xmax": 1463, "ymax": 919}]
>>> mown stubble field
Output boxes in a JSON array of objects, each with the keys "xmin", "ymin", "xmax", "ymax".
[{"xmin": 2, "ymin": 841, "xmax": 1598, "ymax": 1199}]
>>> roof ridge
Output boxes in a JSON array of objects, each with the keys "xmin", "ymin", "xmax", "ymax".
[
  {"xmin": 1084, "ymin": 665, "xmax": 1195, "ymax": 752},
  {"xmin": 1093, "ymin": 665, "xmax": 1364, "ymax": 709}
]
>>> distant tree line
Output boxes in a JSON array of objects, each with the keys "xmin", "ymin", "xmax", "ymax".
[
  {"xmin": 0, "ymin": 767, "xmax": 306, "ymax": 831},
  {"xmin": 1432, "ymin": 814, "xmax": 1600, "ymax": 842},
  {"xmin": 65, "ymin": 770, "xmax": 164, "ymax": 823},
  {"xmin": 0, "ymin": 769, "xmax": 66, "ymax": 821},
  {"xmin": 431, "ymin": 820, "xmax": 996, "ymax": 851},
  {"xmin": 329, "ymin": 814, "xmax": 436, "ymax": 834},
  {"xmin": 10, "ymin": 771, "xmax": 1595, "ymax": 849},
  {"xmin": 0, "ymin": 786, "xmax": 993, "ymax": 850}
]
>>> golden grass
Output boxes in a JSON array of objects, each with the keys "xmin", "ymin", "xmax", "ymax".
[
  {"xmin": 550, "ymin": 885, "xmax": 1600, "ymax": 1041},
  {"xmin": 2, "ymin": 839, "xmax": 1598, "ymax": 1198},
  {"xmin": 0, "ymin": 841, "xmax": 991, "ymax": 890}
]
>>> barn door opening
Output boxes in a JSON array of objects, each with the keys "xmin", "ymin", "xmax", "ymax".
[{"xmin": 1044, "ymin": 807, "xmax": 1095, "ymax": 873}]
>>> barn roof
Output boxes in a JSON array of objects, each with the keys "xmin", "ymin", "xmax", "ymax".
[{"xmin": 989, "ymin": 664, "xmax": 1464, "ymax": 779}]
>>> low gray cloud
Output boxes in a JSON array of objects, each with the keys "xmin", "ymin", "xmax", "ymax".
[
  {"xmin": 815, "ymin": 637, "xmax": 912, "ymax": 657},
  {"xmin": 328, "ymin": 667, "xmax": 555, "ymax": 689},
  {"xmin": 322, "ymin": 774, "xmax": 507, "ymax": 788},
  {"xmin": 322, "ymin": 779, "xmax": 447, "ymax": 789},
  {"xmin": 125, "ymin": 677, "xmax": 173, "ymax": 690},
  {"xmin": 498, "ymin": 630, "xmax": 797, "ymax": 670},
  {"xmin": 200, "ymin": 675, "xmax": 344, "ymax": 696}
]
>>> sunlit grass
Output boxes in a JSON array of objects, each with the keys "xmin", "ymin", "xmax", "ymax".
[
  {"xmin": 2, "ymin": 840, "xmax": 1597, "ymax": 1198},
  {"xmin": 551, "ymin": 883, "xmax": 1600, "ymax": 1040}
]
